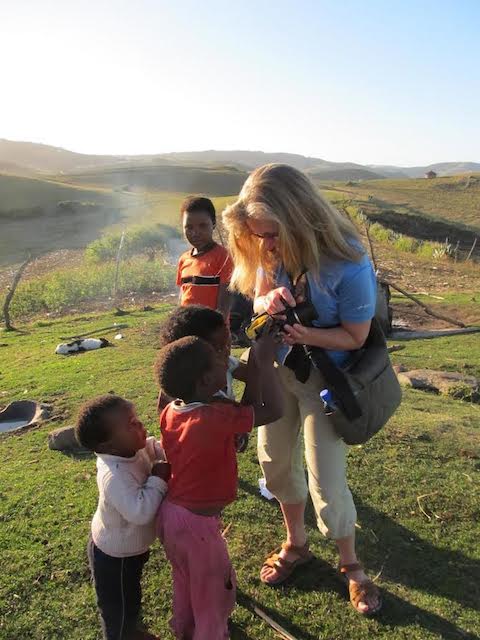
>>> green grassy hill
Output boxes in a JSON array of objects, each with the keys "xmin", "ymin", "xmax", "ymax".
[
  {"xmin": 2, "ymin": 165, "xmax": 480, "ymax": 269},
  {"xmin": 322, "ymin": 174, "xmax": 480, "ymax": 230},
  {"xmin": 0, "ymin": 174, "xmax": 132, "ymax": 265},
  {"xmin": 0, "ymin": 167, "xmax": 238, "ymax": 266},
  {"xmin": 0, "ymin": 174, "xmax": 117, "ymax": 214},
  {"xmin": 58, "ymin": 163, "xmax": 247, "ymax": 196},
  {"xmin": 319, "ymin": 174, "xmax": 480, "ymax": 258}
]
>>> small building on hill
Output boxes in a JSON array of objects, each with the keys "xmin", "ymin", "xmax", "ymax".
[{"xmin": 425, "ymin": 170, "xmax": 437, "ymax": 179}]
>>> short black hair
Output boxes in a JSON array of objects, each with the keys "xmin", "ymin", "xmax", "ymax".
[
  {"xmin": 180, "ymin": 196, "xmax": 216, "ymax": 225},
  {"xmin": 75, "ymin": 395, "xmax": 132, "ymax": 452},
  {"xmin": 159, "ymin": 305, "xmax": 225, "ymax": 348},
  {"xmin": 155, "ymin": 336, "xmax": 215, "ymax": 401}
]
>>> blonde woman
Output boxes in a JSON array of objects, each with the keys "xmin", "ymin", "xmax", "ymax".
[{"xmin": 223, "ymin": 164, "xmax": 381, "ymax": 615}]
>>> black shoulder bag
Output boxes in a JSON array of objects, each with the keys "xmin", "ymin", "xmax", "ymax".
[
  {"xmin": 285, "ymin": 271, "xmax": 402, "ymax": 445},
  {"xmin": 305, "ymin": 319, "xmax": 402, "ymax": 444}
]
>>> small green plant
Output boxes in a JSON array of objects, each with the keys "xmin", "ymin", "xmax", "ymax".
[{"xmin": 432, "ymin": 239, "xmax": 454, "ymax": 259}]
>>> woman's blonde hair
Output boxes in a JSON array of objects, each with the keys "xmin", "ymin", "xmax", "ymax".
[{"xmin": 222, "ymin": 163, "xmax": 363, "ymax": 295}]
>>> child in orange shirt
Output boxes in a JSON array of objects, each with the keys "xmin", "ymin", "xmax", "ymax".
[{"xmin": 177, "ymin": 196, "xmax": 233, "ymax": 319}]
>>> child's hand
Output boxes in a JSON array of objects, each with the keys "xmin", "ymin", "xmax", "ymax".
[
  {"xmin": 151, "ymin": 461, "xmax": 171, "ymax": 482},
  {"xmin": 234, "ymin": 433, "xmax": 249, "ymax": 453},
  {"xmin": 252, "ymin": 320, "xmax": 279, "ymax": 365}
]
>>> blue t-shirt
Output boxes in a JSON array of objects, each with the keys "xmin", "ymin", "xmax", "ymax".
[{"xmin": 275, "ymin": 252, "xmax": 377, "ymax": 367}]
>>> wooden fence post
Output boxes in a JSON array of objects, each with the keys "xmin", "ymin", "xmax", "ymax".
[
  {"xmin": 112, "ymin": 231, "xmax": 126, "ymax": 304},
  {"xmin": 2, "ymin": 254, "xmax": 33, "ymax": 331}
]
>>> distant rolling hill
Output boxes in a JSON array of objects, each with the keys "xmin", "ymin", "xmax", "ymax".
[
  {"xmin": 59, "ymin": 163, "xmax": 247, "ymax": 196},
  {"xmin": 0, "ymin": 139, "xmax": 127, "ymax": 174},
  {"xmin": 368, "ymin": 162, "xmax": 480, "ymax": 178},
  {"xmin": 1, "ymin": 138, "xmax": 479, "ymax": 182}
]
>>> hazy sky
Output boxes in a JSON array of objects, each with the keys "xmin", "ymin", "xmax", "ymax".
[{"xmin": 1, "ymin": 0, "xmax": 479, "ymax": 165}]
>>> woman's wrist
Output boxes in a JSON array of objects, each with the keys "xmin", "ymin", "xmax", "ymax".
[{"xmin": 254, "ymin": 295, "xmax": 266, "ymax": 314}]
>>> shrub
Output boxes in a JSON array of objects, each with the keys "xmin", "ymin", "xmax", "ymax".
[
  {"xmin": 7, "ymin": 257, "xmax": 176, "ymax": 319},
  {"xmin": 368, "ymin": 222, "xmax": 393, "ymax": 243},
  {"xmin": 416, "ymin": 241, "xmax": 442, "ymax": 259},
  {"xmin": 85, "ymin": 224, "xmax": 180, "ymax": 263},
  {"xmin": 394, "ymin": 236, "xmax": 419, "ymax": 253}
]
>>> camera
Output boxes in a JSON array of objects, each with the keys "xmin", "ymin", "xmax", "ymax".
[{"xmin": 245, "ymin": 299, "xmax": 318, "ymax": 340}]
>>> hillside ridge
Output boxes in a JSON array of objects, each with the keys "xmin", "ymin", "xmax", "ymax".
[{"xmin": 2, "ymin": 139, "xmax": 479, "ymax": 181}]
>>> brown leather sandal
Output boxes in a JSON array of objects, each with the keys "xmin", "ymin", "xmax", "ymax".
[
  {"xmin": 260, "ymin": 542, "xmax": 314, "ymax": 586},
  {"xmin": 339, "ymin": 562, "xmax": 382, "ymax": 615}
]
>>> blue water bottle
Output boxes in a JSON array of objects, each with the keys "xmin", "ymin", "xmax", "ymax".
[{"xmin": 320, "ymin": 389, "xmax": 337, "ymax": 415}]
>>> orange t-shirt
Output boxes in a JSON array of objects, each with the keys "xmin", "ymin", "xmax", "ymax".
[
  {"xmin": 160, "ymin": 400, "xmax": 254, "ymax": 510},
  {"xmin": 176, "ymin": 243, "xmax": 233, "ymax": 309}
]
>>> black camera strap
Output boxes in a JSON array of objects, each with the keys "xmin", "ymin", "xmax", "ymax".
[
  {"xmin": 285, "ymin": 268, "xmax": 363, "ymax": 421},
  {"xmin": 283, "ymin": 270, "xmax": 312, "ymax": 383}
]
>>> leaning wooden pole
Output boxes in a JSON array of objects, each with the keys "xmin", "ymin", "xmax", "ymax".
[
  {"xmin": 364, "ymin": 220, "xmax": 378, "ymax": 272},
  {"xmin": 381, "ymin": 278, "xmax": 466, "ymax": 328},
  {"xmin": 2, "ymin": 254, "xmax": 32, "ymax": 331}
]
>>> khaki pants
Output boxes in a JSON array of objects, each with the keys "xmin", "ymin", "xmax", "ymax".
[{"xmin": 258, "ymin": 365, "xmax": 357, "ymax": 539}]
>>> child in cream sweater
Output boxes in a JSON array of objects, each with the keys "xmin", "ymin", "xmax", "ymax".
[{"xmin": 76, "ymin": 394, "xmax": 170, "ymax": 640}]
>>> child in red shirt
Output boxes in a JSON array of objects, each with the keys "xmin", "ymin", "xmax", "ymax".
[
  {"xmin": 156, "ymin": 304, "xmax": 251, "ymax": 452},
  {"xmin": 177, "ymin": 196, "xmax": 233, "ymax": 319},
  {"xmin": 154, "ymin": 330, "xmax": 282, "ymax": 640}
]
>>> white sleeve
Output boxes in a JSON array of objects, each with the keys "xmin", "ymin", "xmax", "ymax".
[
  {"xmin": 144, "ymin": 436, "xmax": 166, "ymax": 462},
  {"xmin": 103, "ymin": 471, "xmax": 167, "ymax": 526},
  {"xmin": 228, "ymin": 356, "xmax": 240, "ymax": 373}
]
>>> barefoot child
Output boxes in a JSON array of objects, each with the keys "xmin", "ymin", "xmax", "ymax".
[
  {"xmin": 177, "ymin": 196, "xmax": 233, "ymax": 319},
  {"xmin": 156, "ymin": 304, "xmax": 249, "ymax": 451},
  {"xmin": 155, "ymin": 330, "xmax": 283, "ymax": 639},
  {"xmin": 75, "ymin": 395, "xmax": 170, "ymax": 640}
]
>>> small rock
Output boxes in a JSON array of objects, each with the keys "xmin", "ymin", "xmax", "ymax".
[
  {"xmin": 387, "ymin": 344, "xmax": 405, "ymax": 354},
  {"xmin": 396, "ymin": 369, "xmax": 479, "ymax": 401},
  {"xmin": 48, "ymin": 426, "xmax": 89, "ymax": 453},
  {"xmin": 393, "ymin": 364, "xmax": 408, "ymax": 374}
]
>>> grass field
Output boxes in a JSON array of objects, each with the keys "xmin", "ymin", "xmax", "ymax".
[{"xmin": 1, "ymin": 308, "xmax": 479, "ymax": 639}]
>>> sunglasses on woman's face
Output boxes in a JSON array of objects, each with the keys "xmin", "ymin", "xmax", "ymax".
[{"xmin": 251, "ymin": 231, "xmax": 279, "ymax": 240}]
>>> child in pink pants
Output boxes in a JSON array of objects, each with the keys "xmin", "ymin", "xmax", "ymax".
[
  {"xmin": 157, "ymin": 501, "xmax": 235, "ymax": 639},
  {"xmin": 154, "ymin": 331, "xmax": 282, "ymax": 639}
]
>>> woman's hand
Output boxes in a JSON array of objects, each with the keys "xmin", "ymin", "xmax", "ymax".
[
  {"xmin": 282, "ymin": 323, "xmax": 312, "ymax": 346},
  {"xmin": 283, "ymin": 319, "xmax": 372, "ymax": 350},
  {"xmin": 260, "ymin": 287, "xmax": 296, "ymax": 315}
]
